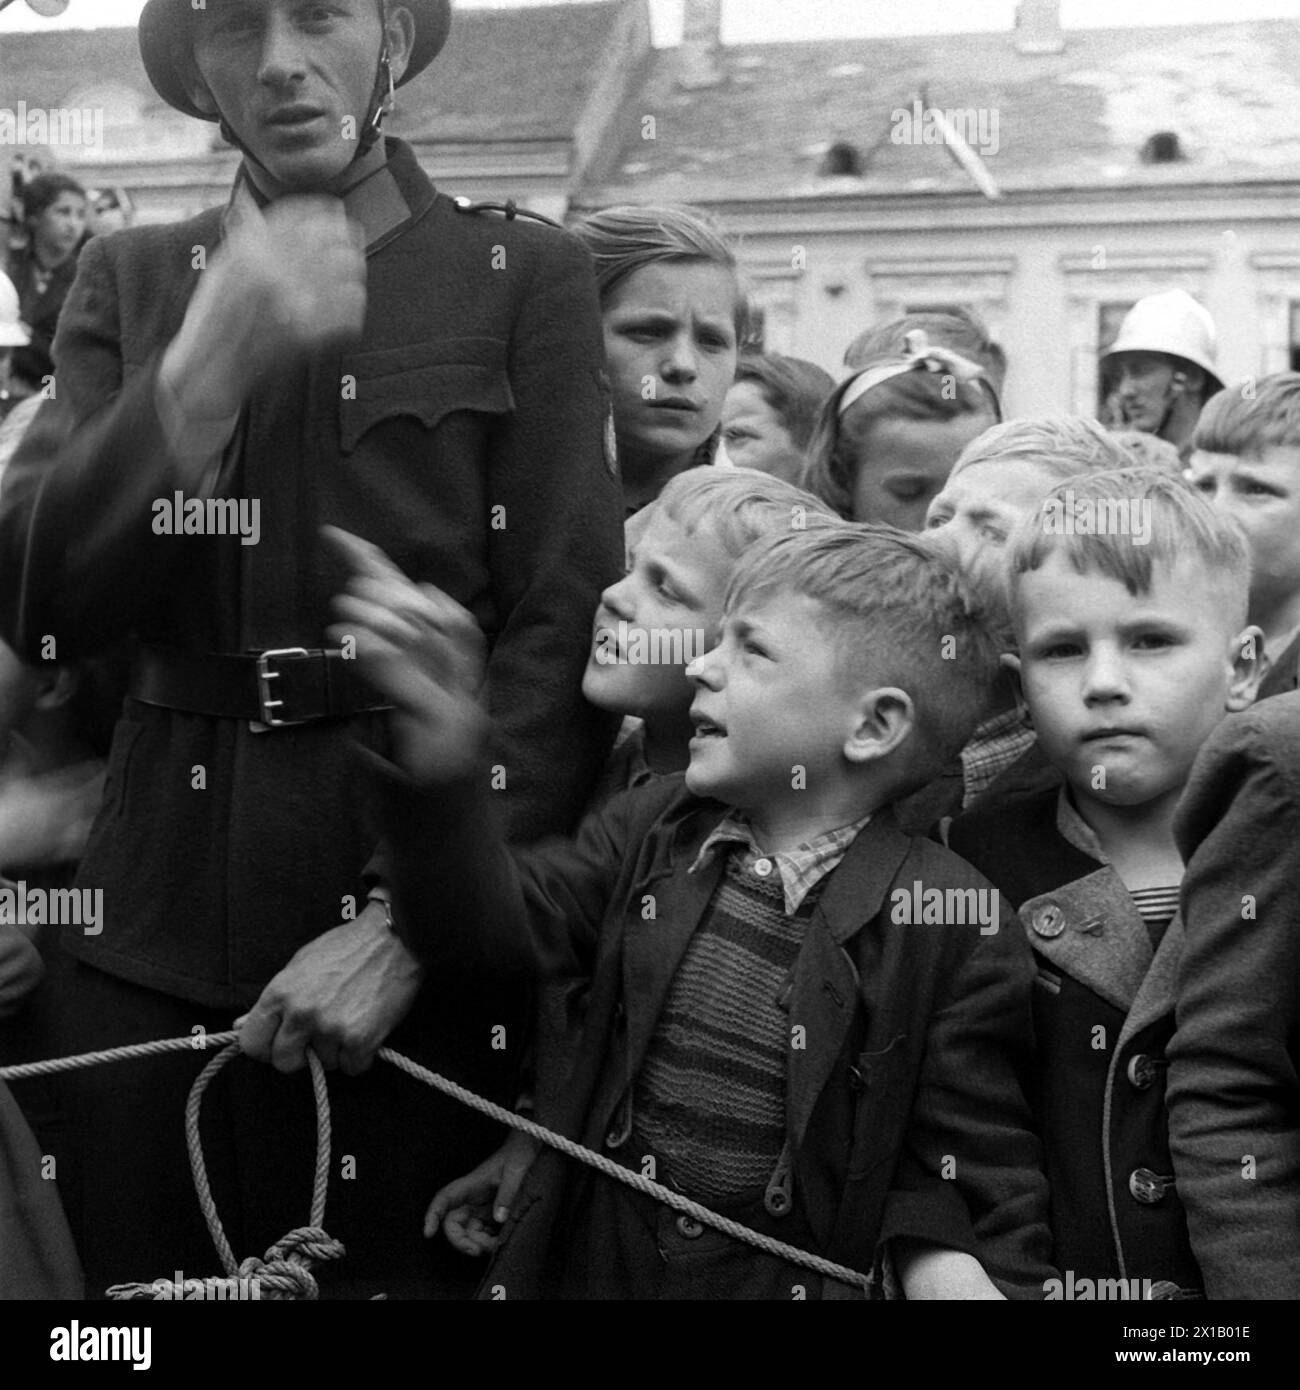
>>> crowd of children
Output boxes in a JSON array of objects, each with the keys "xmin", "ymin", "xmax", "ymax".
[{"xmin": 3, "ymin": 194, "xmax": 1299, "ymax": 1301}]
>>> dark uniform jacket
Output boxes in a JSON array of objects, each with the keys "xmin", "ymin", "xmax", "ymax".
[
  {"xmin": 381, "ymin": 770, "xmax": 1056, "ymax": 1299},
  {"xmin": 949, "ymin": 787, "xmax": 1202, "ymax": 1297},
  {"xmin": 1169, "ymin": 693, "xmax": 1300, "ymax": 1299},
  {"xmin": 0, "ymin": 140, "xmax": 622, "ymax": 1010}
]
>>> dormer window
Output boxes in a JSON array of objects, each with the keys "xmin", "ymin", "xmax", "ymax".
[
  {"xmin": 819, "ymin": 141, "xmax": 863, "ymax": 177},
  {"xmin": 1141, "ymin": 132, "xmax": 1184, "ymax": 165}
]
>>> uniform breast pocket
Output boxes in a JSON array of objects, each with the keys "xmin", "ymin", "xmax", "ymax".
[{"xmin": 338, "ymin": 338, "xmax": 514, "ymax": 455}]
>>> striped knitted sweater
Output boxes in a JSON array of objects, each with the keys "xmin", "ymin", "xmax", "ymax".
[{"xmin": 632, "ymin": 852, "xmax": 823, "ymax": 1206}]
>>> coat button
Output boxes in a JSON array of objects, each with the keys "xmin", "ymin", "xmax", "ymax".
[
  {"xmin": 1129, "ymin": 1168, "xmax": 1170, "ymax": 1205},
  {"xmin": 1030, "ymin": 903, "xmax": 1066, "ymax": 938},
  {"xmin": 1127, "ymin": 1054, "xmax": 1158, "ymax": 1090},
  {"xmin": 753, "ymin": 858, "xmax": 773, "ymax": 877},
  {"xmin": 675, "ymin": 1214, "xmax": 705, "ymax": 1239}
]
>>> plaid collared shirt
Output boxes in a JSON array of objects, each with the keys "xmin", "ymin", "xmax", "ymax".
[
  {"xmin": 960, "ymin": 705, "xmax": 1036, "ymax": 807},
  {"xmin": 688, "ymin": 811, "xmax": 872, "ymax": 916}
]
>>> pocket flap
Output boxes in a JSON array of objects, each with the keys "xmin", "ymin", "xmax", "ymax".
[{"xmin": 338, "ymin": 338, "xmax": 513, "ymax": 453}]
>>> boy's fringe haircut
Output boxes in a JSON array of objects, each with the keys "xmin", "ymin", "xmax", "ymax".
[
  {"xmin": 1006, "ymin": 468, "xmax": 1251, "ymax": 617},
  {"xmin": 726, "ymin": 524, "xmax": 1003, "ymax": 788},
  {"xmin": 654, "ymin": 467, "xmax": 839, "ymax": 560},
  {"xmin": 1193, "ymin": 373, "xmax": 1300, "ymax": 458},
  {"xmin": 569, "ymin": 203, "xmax": 753, "ymax": 343},
  {"xmin": 806, "ymin": 370, "xmax": 996, "ymax": 519},
  {"xmin": 949, "ymin": 414, "xmax": 1136, "ymax": 485}
]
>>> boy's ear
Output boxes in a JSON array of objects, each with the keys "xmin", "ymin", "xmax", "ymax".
[
  {"xmin": 1226, "ymin": 625, "xmax": 1265, "ymax": 711},
  {"xmin": 844, "ymin": 686, "xmax": 914, "ymax": 766},
  {"xmin": 998, "ymin": 651, "xmax": 1029, "ymax": 721}
]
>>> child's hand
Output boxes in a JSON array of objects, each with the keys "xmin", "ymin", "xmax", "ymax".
[
  {"xmin": 423, "ymin": 1129, "xmax": 541, "ymax": 1257},
  {"xmin": 323, "ymin": 526, "xmax": 489, "ymax": 782},
  {"xmin": 896, "ymin": 1241, "xmax": 1007, "ymax": 1300}
]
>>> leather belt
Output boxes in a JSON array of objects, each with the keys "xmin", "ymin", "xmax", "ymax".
[{"xmin": 130, "ymin": 645, "xmax": 392, "ymax": 731}]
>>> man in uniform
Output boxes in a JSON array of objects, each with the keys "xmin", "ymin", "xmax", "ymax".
[
  {"xmin": 0, "ymin": 0, "xmax": 622, "ymax": 1296},
  {"xmin": 1100, "ymin": 289, "xmax": 1225, "ymax": 463}
]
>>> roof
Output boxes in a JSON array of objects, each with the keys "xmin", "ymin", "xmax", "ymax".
[
  {"xmin": 582, "ymin": 18, "xmax": 1300, "ymax": 205},
  {"xmin": 394, "ymin": 1, "xmax": 626, "ymax": 142},
  {"xmin": 0, "ymin": 2, "xmax": 628, "ymax": 153}
]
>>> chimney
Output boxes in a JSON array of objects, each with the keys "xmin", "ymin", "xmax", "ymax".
[
  {"xmin": 678, "ymin": 0, "xmax": 725, "ymax": 91},
  {"xmin": 1014, "ymin": 0, "xmax": 1065, "ymax": 55}
]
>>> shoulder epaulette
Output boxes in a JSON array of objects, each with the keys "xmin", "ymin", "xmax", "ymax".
[{"xmin": 450, "ymin": 196, "xmax": 563, "ymax": 231}]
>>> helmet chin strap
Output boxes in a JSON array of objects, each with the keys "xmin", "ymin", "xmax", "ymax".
[
  {"xmin": 1153, "ymin": 369, "xmax": 1191, "ymax": 439},
  {"xmin": 358, "ymin": 46, "xmax": 395, "ymax": 155}
]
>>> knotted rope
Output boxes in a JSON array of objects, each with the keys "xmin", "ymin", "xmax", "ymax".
[
  {"xmin": 1, "ymin": 1033, "xmax": 874, "ymax": 1295},
  {"xmin": 104, "ymin": 1043, "xmax": 344, "ymax": 1300}
]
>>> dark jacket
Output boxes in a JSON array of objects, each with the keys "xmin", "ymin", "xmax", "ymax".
[
  {"xmin": 949, "ymin": 788, "xmax": 1202, "ymax": 1296},
  {"xmin": 1168, "ymin": 694, "xmax": 1300, "ymax": 1299},
  {"xmin": 1257, "ymin": 628, "xmax": 1300, "ymax": 701},
  {"xmin": 0, "ymin": 924, "xmax": 82, "ymax": 1298},
  {"xmin": 382, "ymin": 769, "xmax": 1056, "ymax": 1299},
  {"xmin": 8, "ymin": 243, "xmax": 79, "ymax": 386},
  {"xmin": 895, "ymin": 737, "xmax": 1059, "ymax": 838},
  {"xmin": 0, "ymin": 141, "xmax": 622, "ymax": 1009}
]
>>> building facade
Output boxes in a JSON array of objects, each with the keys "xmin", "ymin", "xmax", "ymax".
[{"xmin": 3, "ymin": 0, "xmax": 1298, "ymax": 415}]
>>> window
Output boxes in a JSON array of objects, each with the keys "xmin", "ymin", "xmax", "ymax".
[
  {"xmin": 1141, "ymin": 132, "xmax": 1184, "ymax": 165},
  {"xmin": 743, "ymin": 302, "xmax": 766, "ymax": 353},
  {"xmin": 819, "ymin": 142, "xmax": 863, "ymax": 178}
]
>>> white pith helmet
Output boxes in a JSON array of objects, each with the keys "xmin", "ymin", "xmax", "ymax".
[{"xmin": 1100, "ymin": 290, "xmax": 1224, "ymax": 394}]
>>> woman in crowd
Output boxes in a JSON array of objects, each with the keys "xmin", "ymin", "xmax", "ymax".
[{"xmin": 7, "ymin": 172, "xmax": 87, "ymax": 388}]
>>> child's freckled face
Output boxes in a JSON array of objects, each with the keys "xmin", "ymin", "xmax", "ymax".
[
  {"xmin": 581, "ymin": 509, "xmax": 732, "ymax": 720},
  {"xmin": 1014, "ymin": 552, "xmax": 1242, "ymax": 807},
  {"xmin": 684, "ymin": 589, "xmax": 857, "ymax": 808},
  {"xmin": 1187, "ymin": 447, "xmax": 1300, "ymax": 615}
]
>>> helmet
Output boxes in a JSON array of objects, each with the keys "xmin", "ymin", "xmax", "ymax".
[
  {"xmin": 138, "ymin": 0, "xmax": 452, "ymax": 122},
  {"xmin": 0, "ymin": 273, "xmax": 31, "ymax": 349},
  {"xmin": 1100, "ymin": 290, "xmax": 1224, "ymax": 394}
]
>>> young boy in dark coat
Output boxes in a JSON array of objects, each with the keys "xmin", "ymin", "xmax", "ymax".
[
  {"xmin": 335, "ymin": 522, "xmax": 1056, "ymax": 1299},
  {"xmin": 947, "ymin": 469, "xmax": 1262, "ymax": 1298},
  {"xmin": 422, "ymin": 468, "xmax": 840, "ymax": 1257},
  {"xmin": 1167, "ymin": 690, "xmax": 1300, "ymax": 1298}
]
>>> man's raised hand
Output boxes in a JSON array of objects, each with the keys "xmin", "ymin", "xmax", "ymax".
[{"xmin": 159, "ymin": 195, "xmax": 367, "ymax": 457}]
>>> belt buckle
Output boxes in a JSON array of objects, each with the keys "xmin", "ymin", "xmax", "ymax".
[{"xmin": 250, "ymin": 647, "xmax": 312, "ymax": 732}]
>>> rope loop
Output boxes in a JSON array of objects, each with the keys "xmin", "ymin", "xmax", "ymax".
[{"xmin": 1, "ymin": 1031, "xmax": 874, "ymax": 1296}]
